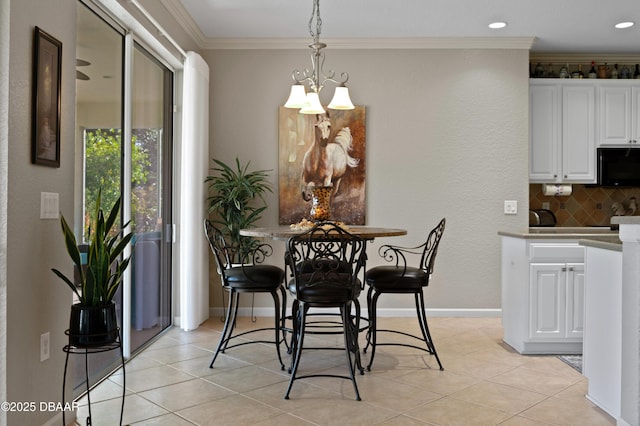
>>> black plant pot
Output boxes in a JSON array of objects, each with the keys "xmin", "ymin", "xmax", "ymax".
[{"xmin": 68, "ymin": 302, "xmax": 119, "ymax": 348}]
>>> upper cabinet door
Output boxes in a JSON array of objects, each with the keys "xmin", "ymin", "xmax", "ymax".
[
  {"xmin": 598, "ymin": 86, "xmax": 632, "ymax": 145},
  {"xmin": 530, "ymin": 84, "xmax": 560, "ymax": 182},
  {"xmin": 562, "ymin": 85, "xmax": 596, "ymax": 182}
]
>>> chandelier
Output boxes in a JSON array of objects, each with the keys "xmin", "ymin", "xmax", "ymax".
[{"xmin": 283, "ymin": 0, "xmax": 355, "ymax": 114}]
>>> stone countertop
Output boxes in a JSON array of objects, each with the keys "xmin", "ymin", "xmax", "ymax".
[
  {"xmin": 611, "ymin": 216, "xmax": 640, "ymax": 225},
  {"xmin": 498, "ymin": 227, "xmax": 619, "ymax": 240},
  {"xmin": 579, "ymin": 235, "xmax": 623, "ymax": 252}
]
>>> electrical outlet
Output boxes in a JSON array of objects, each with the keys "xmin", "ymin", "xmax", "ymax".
[
  {"xmin": 40, "ymin": 332, "xmax": 50, "ymax": 362},
  {"xmin": 504, "ymin": 200, "xmax": 518, "ymax": 215},
  {"xmin": 542, "ymin": 202, "xmax": 550, "ymax": 210}
]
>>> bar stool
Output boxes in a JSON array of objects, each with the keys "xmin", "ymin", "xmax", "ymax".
[
  {"xmin": 204, "ymin": 219, "xmax": 287, "ymax": 370},
  {"xmin": 284, "ymin": 222, "xmax": 367, "ymax": 400},
  {"xmin": 364, "ymin": 218, "xmax": 446, "ymax": 371}
]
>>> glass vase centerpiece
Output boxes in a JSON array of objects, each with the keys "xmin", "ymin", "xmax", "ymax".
[{"xmin": 309, "ymin": 185, "xmax": 333, "ymax": 221}]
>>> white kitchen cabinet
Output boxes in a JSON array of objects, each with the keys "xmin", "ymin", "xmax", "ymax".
[
  {"xmin": 530, "ymin": 262, "xmax": 584, "ymax": 341},
  {"xmin": 583, "ymin": 245, "xmax": 622, "ymax": 419},
  {"xmin": 529, "ymin": 80, "xmax": 595, "ymax": 183},
  {"xmin": 598, "ymin": 84, "xmax": 640, "ymax": 146},
  {"xmin": 501, "ymin": 236, "xmax": 585, "ymax": 354}
]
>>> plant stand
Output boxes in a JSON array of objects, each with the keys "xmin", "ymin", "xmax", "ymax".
[{"xmin": 62, "ymin": 329, "xmax": 125, "ymax": 426}]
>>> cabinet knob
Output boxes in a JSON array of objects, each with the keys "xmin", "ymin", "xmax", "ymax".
[
  {"xmin": 553, "ymin": 174, "xmax": 558, "ymax": 178},
  {"xmin": 561, "ymin": 267, "xmax": 567, "ymax": 272},
  {"xmin": 564, "ymin": 175, "xmax": 568, "ymax": 179},
  {"xmin": 568, "ymin": 266, "xmax": 574, "ymax": 271}
]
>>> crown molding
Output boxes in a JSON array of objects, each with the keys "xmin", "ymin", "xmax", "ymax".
[
  {"xmin": 160, "ymin": 0, "xmax": 208, "ymax": 48},
  {"xmin": 203, "ymin": 36, "xmax": 537, "ymax": 51}
]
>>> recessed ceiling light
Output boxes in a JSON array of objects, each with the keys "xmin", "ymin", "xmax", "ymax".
[
  {"xmin": 615, "ymin": 21, "xmax": 635, "ymax": 29},
  {"xmin": 489, "ymin": 22, "xmax": 507, "ymax": 29}
]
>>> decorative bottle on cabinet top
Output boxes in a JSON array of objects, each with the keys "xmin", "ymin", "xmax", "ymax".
[
  {"xmin": 611, "ymin": 64, "xmax": 619, "ymax": 79},
  {"xmin": 620, "ymin": 65, "xmax": 630, "ymax": 79},
  {"xmin": 588, "ymin": 61, "xmax": 597, "ymax": 79},
  {"xmin": 597, "ymin": 63, "xmax": 608, "ymax": 79},
  {"xmin": 558, "ymin": 64, "xmax": 569, "ymax": 79},
  {"xmin": 571, "ymin": 64, "xmax": 584, "ymax": 78}
]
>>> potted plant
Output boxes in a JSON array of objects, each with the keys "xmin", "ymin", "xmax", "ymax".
[
  {"xmin": 52, "ymin": 189, "xmax": 133, "ymax": 347},
  {"xmin": 205, "ymin": 157, "xmax": 273, "ymax": 261}
]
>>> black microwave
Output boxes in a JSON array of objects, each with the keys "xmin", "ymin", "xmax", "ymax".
[{"xmin": 598, "ymin": 147, "xmax": 640, "ymax": 186}]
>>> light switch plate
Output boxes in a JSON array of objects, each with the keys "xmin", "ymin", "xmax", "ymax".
[
  {"xmin": 504, "ymin": 200, "xmax": 518, "ymax": 215},
  {"xmin": 40, "ymin": 192, "xmax": 59, "ymax": 219}
]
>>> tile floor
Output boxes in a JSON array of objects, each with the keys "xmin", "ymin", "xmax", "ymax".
[{"xmin": 74, "ymin": 316, "xmax": 615, "ymax": 425}]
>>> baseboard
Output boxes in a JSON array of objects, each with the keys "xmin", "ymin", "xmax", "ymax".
[
  {"xmin": 376, "ymin": 308, "xmax": 501, "ymax": 317},
  {"xmin": 208, "ymin": 307, "xmax": 501, "ymax": 318}
]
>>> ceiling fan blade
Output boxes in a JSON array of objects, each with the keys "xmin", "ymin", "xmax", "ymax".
[{"xmin": 76, "ymin": 70, "xmax": 90, "ymax": 81}]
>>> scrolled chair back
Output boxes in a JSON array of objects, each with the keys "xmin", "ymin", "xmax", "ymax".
[
  {"xmin": 204, "ymin": 219, "xmax": 233, "ymax": 274},
  {"xmin": 204, "ymin": 219, "xmax": 277, "ymax": 285},
  {"xmin": 287, "ymin": 221, "xmax": 366, "ymax": 302},
  {"xmin": 419, "ymin": 217, "xmax": 446, "ymax": 275},
  {"xmin": 376, "ymin": 217, "xmax": 446, "ymax": 283}
]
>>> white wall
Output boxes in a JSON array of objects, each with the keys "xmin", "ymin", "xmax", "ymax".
[
  {"xmin": 204, "ymin": 48, "xmax": 530, "ymax": 313},
  {"xmin": 6, "ymin": 0, "xmax": 77, "ymax": 424}
]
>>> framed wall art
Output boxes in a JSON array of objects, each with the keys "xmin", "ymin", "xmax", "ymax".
[
  {"xmin": 278, "ymin": 106, "xmax": 366, "ymax": 225},
  {"xmin": 32, "ymin": 26, "xmax": 62, "ymax": 167}
]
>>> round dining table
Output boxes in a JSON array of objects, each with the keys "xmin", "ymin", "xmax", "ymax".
[
  {"xmin": 240, "ymin": 224, "xmax": 407, "ymax": 366},
  {"xmin": 240, "ymin": 225, "xmax": 407, "ymax": 241}
]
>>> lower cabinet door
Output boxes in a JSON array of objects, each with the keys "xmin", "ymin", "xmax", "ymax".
[{"xmin": 530, "ymin": 264, "xmax": 565, "ymax": 339}]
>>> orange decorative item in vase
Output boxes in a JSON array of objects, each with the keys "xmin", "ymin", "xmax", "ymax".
[{"xmin": 309, "ymin": 186, "xmax": 333, "ymax": 221}]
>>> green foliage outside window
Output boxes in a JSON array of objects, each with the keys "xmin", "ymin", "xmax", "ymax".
[{"xmin": 84, "ymin": 128, "xmax": 153, "ymax": 240}]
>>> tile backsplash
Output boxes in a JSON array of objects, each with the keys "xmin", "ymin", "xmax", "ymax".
[{"xmin": 530, "ymin": 184, "xmax": 640, "ymax": 227}]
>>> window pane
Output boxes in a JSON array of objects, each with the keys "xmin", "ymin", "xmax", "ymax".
[{"xmin": 130, "ymin": 44, "xmax": 172, "ymax": 352}]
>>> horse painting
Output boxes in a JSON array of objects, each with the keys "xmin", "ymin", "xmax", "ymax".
[
  {"xmin": 278, "ymin": 106, "xmax": 366, "ymax": 225},
  {"xmin": 300, "ymin": 114, "xmax": 359, "ymax": 201}
]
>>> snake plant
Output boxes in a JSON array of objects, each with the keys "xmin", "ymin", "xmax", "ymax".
[{"xmin": 52, "ymin": 189, "xmax": 133, "ymax": 306}]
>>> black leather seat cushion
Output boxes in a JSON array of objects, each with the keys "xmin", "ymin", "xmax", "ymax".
[
  {"xmin": 225, "ymin": 265, "xmax": 284, "ymax": 290},
  {"xmin": 288, "ymin": 274, "xmax": 361, "ymax": 304},
  {"xmin": 366, "ymin": 265, "xmax": 428, "ymax": 292}
]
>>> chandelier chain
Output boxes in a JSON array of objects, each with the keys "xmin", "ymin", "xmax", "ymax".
[{"xmin": 308, "ymin": 0, "xmax": 322, "ymax": 44}]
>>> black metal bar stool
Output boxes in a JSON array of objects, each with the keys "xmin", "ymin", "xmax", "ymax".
[
  {"xmin": 204, "ymin": 219, "xmax": 287, "ymax": 370},
  {"xmin": 284, "ymin": 221, "xmax": 367, "ymax": 400},
  {"xmin": 364, "ymin": 218, "xmax": 446, "ymax": 371}
]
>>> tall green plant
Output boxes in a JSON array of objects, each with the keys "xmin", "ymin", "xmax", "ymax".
[
  {"xmin": 205, "ymin": 158, "xmax": 273, "ymax": 260},
  {"xmin": 52, "ymin": 189, "xmax": 133, "ymax": 306}
]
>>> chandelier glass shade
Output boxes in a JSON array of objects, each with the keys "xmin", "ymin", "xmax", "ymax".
[{"xmin": 284, "ymin": 0, "xmax": 355, "ymax": 114}]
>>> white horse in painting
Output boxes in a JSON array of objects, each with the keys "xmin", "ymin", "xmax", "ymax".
[{"xmin": 301, "ymin": 115, "xmax": 359, "ymax": 201}]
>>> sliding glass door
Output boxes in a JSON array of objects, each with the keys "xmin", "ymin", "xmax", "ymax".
[
  {"xmin": 128, "ymin": 43, "xmax": 173, "ymax": 353},
  {"xmin": 75, "ymin": 0, "xmax": 173, "ymax": 397},
  {"xmin": 75, "ymin": 2, "xmax": 124, "ymax": 397}
]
